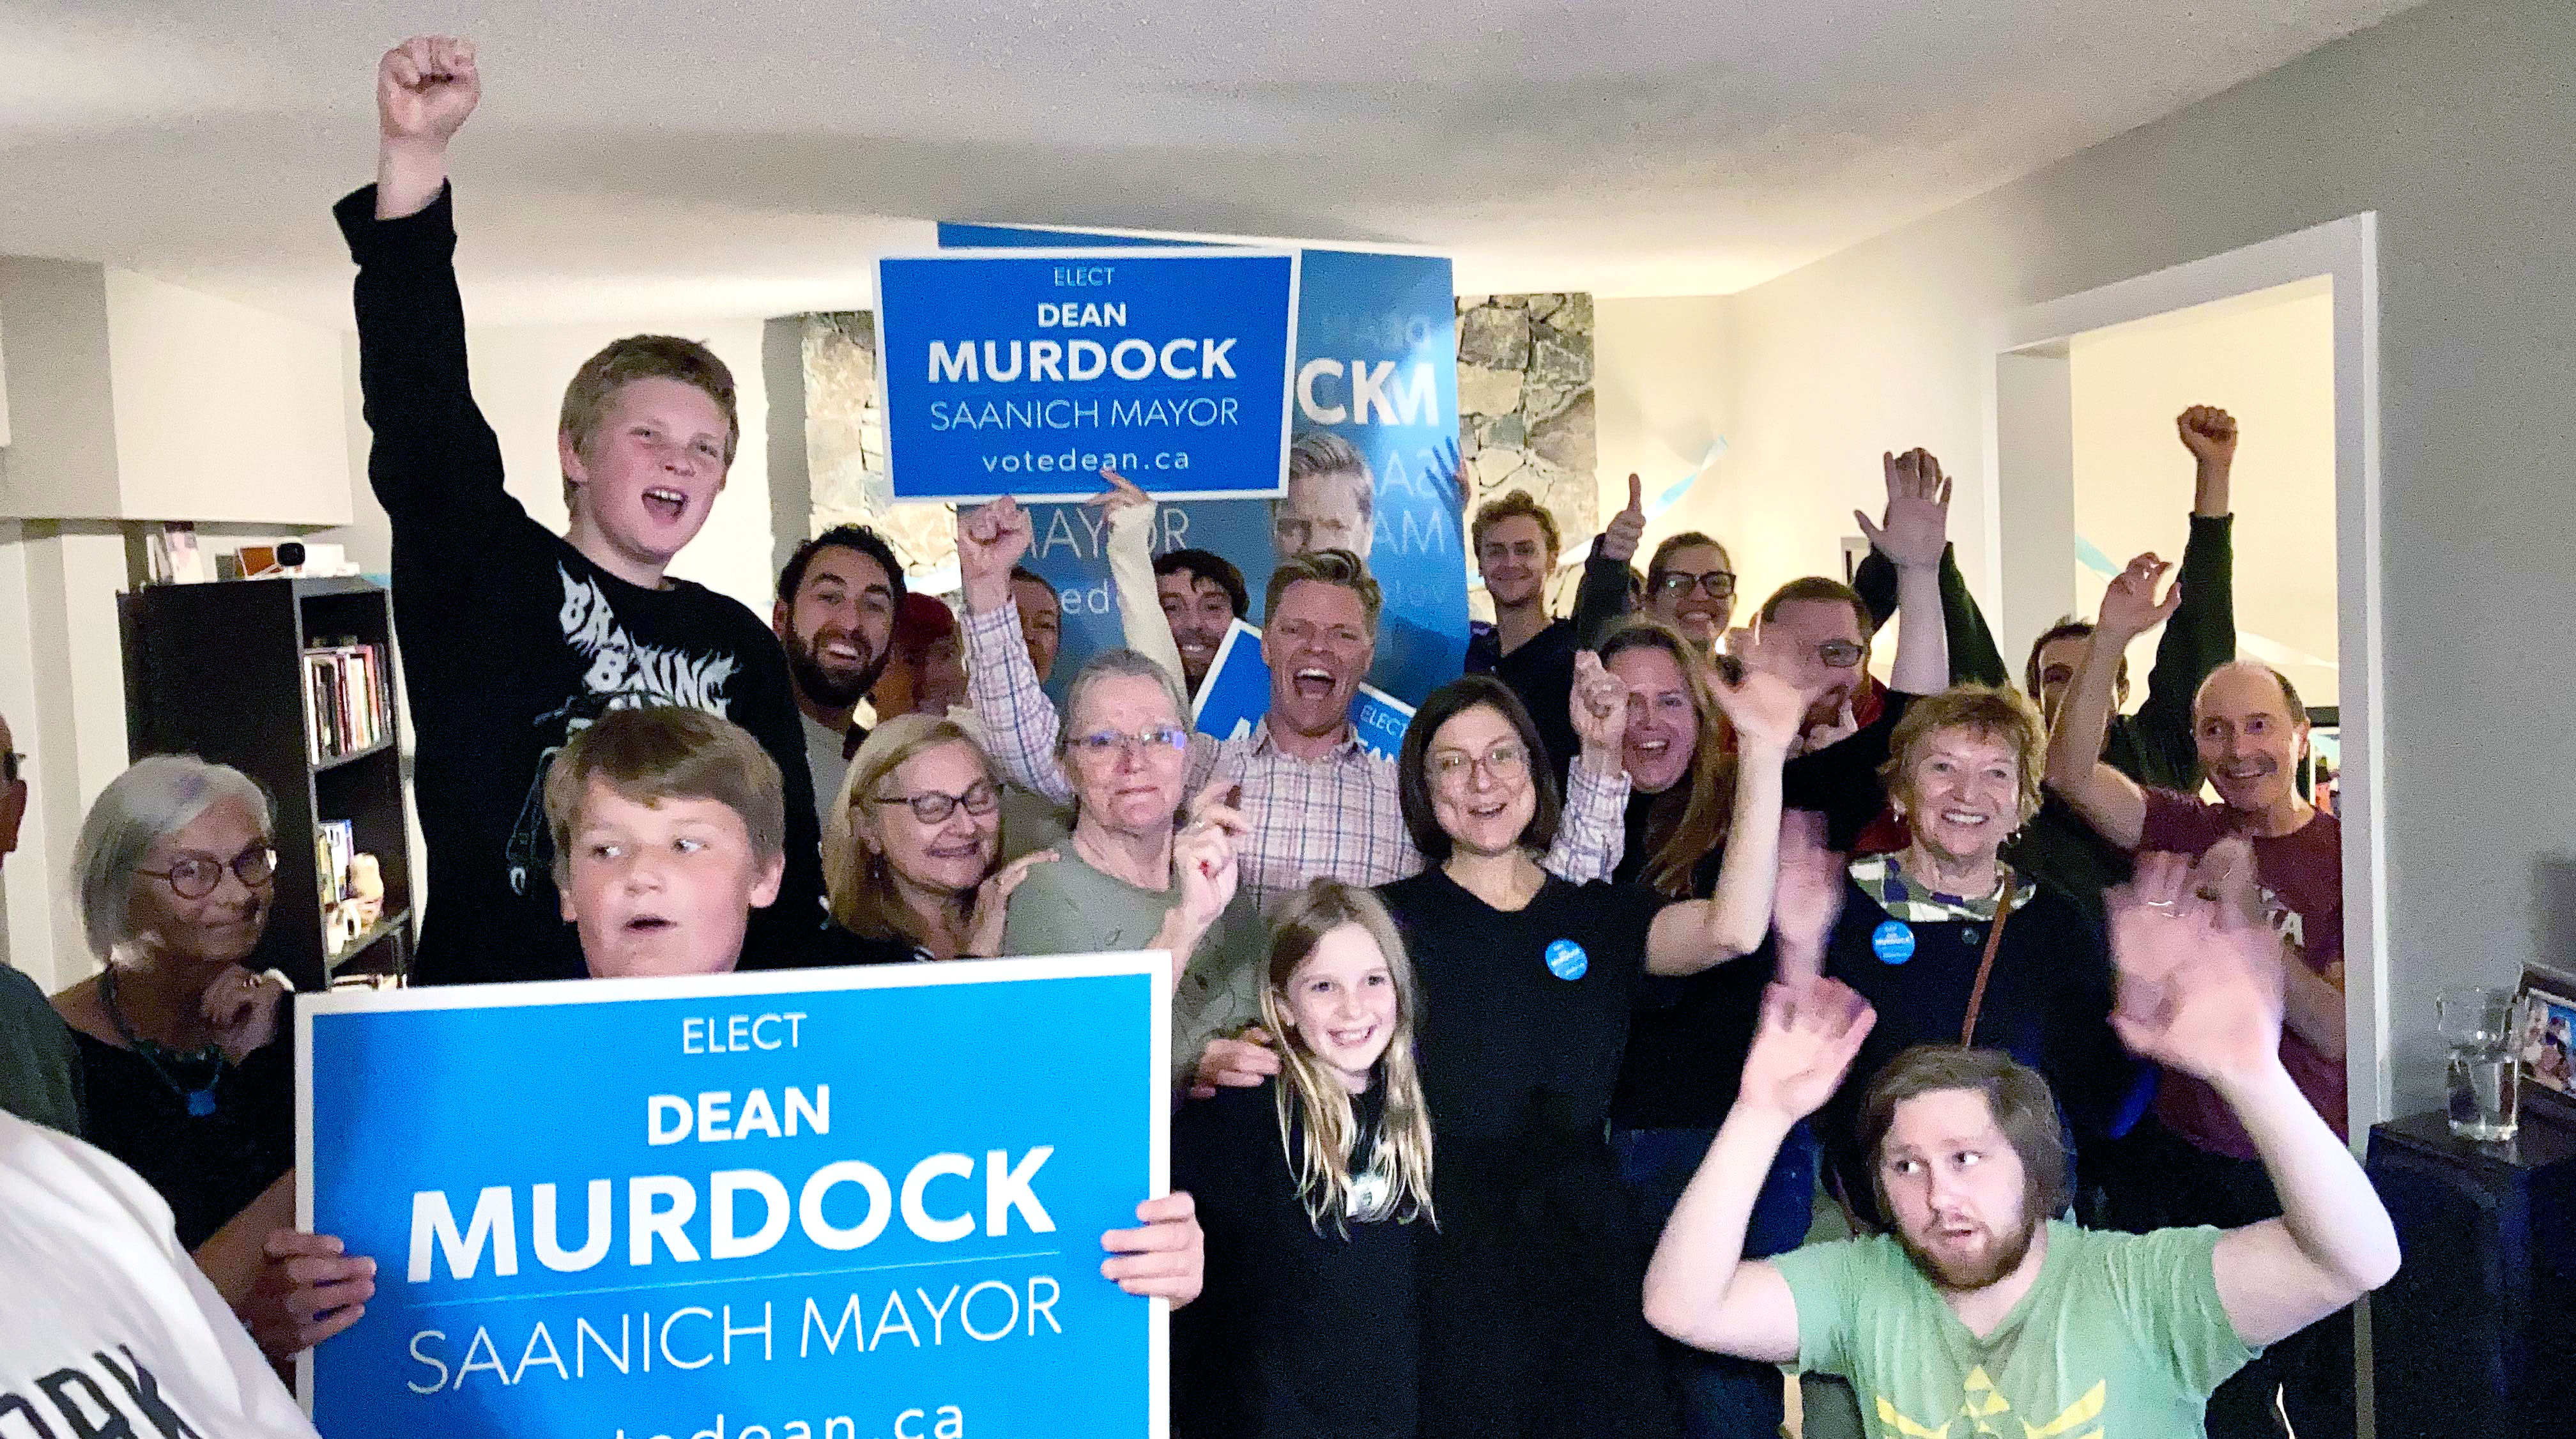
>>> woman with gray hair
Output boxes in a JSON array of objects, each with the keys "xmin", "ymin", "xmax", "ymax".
[
  {"xmin": 1002, "ymin": 649, "xmax": 1260, "ymax": 1084},
  {"xmin": 49, "ymin": 755, "xmax": 295, "ymax": 1249}
]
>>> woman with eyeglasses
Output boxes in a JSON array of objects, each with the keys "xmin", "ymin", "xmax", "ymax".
[
  {"xmin": 822, "ymin": 713, "xmax": 1057, "ymax": 963},
  {"xmin": 48, "ymin": 756, "xmax": 295, "ymax": 1250},
  {"xmin": 1002, "ymin": 649, "xmax": 1258, "ymax": 1082},
  {"xmin": 1379, "ymin": 670, "xmax": 1799, "ymax": 1439},
  {"xmin": 1642, "ymin": 532, "xmax": 1738, "ymax": 655}
]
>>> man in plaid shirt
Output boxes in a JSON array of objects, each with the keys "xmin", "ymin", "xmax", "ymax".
[{"xmin": 955, "ymin": 496, "xmax": 1632, "ymax": 912}]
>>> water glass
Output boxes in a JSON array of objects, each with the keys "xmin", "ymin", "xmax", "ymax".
[{"xmin": 2438, "ymin": 985, "xmax": 2520, "ymax": 1142}]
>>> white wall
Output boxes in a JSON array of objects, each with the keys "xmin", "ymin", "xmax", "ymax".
[
  {"xmin": 2069, "ymin": 279, "xmax": 2339, "ymax": 705},
  {"xmin": 103, "ymin": 270, "xmax": 350, "ymax": 526},
  {"xmin": 1595, "ymin": 295, "xmax": 1736, "ymax": 555},
  {"xmin": 1675, "ymin": 0, "xmax": 2576, "ymax": 1112}
]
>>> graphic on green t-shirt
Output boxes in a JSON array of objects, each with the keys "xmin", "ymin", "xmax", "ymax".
[
  {"xmin": 1773, "ymin": 1220, "xmax": 2256, "ymax": 1439},
  {"xmin": 1873, "ymin": 1367, "xmax": 2102, "ymax": 1437}
]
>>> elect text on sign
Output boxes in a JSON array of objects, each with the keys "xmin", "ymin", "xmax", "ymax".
[
  {"xmin": 877, "ymin": 250, "xmax": 1298, "ymax": 504},
  {"xmin": 298, "ymin": 955, "xmax": 1172, "ymax": 1439}
]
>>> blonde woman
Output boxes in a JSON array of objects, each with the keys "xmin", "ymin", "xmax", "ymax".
[
  {"xmin": 819, "ymin": 714, "xmax": 1054, "ymax": 963},
  {"xmin": 1172, "ymin": 880, "xmax": 1434, "ymax": 1439}
]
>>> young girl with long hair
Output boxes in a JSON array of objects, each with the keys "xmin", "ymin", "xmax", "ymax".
[{"xmin": 1172, "ymin": 879, "xmax": 1434, "ymax": 1439}]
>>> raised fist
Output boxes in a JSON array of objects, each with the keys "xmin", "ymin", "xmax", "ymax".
[
  {"xmin": 956, "ymin": 496, "xmax": 1035, "ymax": 612},
  {"xmin": 378, "ymin": 36, "xmax": 481, "ymax": 146},
  {"xmin": 2177, "ymin": 405, "xmax": 2239, "ymax": 468}
]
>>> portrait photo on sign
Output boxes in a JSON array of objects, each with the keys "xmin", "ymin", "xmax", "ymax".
[{"xmin": 2518, "ymin": 967, "xmax": 2576, "ymax": 1107}]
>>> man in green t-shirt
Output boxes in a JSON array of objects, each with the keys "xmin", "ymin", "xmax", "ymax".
[{"xmin": 1644, "ymin": 840, "xmax": 2398, "ymax": 1438}]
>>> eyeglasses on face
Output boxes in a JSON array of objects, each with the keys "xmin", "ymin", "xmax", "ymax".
[
  {"xmin": 868, "ymin": 781, "xmax": 999, "ymax": 825},
  {"xmin": 1067, "ymin": 727, "xmax": 1192, "ymax": 761},
  {"xmin": 1813, "ymin": 640, "xmax": 1865, "ymax": 669},
  {"xmin": 138, "ymin": 843, "xmax": 276, "ymax": 900},
  {"xmin": 1429, "ymin": 743, "xmax": 1529, "ymax": 788},
  {"xmin": 1650, "ymin": 569, "xmax": 1737, "ymax": 600}
]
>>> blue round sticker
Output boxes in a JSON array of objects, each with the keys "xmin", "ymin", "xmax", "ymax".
[
  {"xmin": 1544, "ymin": 939, "xmax": 1590, "ymax": 980},
  {"xmin": 1871, "ymin": 920, "xmax": 1917, "ymax": 965}
]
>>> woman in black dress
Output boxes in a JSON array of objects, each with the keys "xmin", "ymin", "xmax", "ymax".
[
  {"xmin": 1174, "ymin": 879, "xmax": 1434, "ymax": 1439},
  {"xmin": 1378, "ymin": 666, "xmax": 1800, "ymax": 1439},
  {"xmin": 50, "ymin": 755, "xmax": 294, "ymax": 1250}
]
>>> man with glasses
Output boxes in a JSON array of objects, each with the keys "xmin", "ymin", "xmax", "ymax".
[
  {"xmin": 957, "ymin": 498, "xmax": 1635, "ymax": 915},
  {"xmin": 0, "ymin": 718, "xmax": 84, "ymax": 1135}
]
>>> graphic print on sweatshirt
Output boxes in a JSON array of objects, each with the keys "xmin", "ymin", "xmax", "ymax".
[
  {"xmin": 503, "ymin": 566, "xmax": 745, "ymax": 894},
  {"xmin": 3, "ymin": 1345, "xmax": 212, "ymax": 1439}
]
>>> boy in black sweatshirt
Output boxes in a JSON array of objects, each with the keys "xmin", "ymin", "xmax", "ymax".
[{"xmin": 334, "ymin": 35, "xmax": 822, "ymax": 985}]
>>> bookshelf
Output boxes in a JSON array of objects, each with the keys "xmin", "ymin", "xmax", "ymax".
[{"xmin": 119, "ymin": 577, "xmax": 414, "ymax": 992}]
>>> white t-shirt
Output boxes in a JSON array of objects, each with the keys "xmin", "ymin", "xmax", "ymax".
[{"xmin": 0, "ymin": 1109, "xmax": 319, "ymax": 1438}]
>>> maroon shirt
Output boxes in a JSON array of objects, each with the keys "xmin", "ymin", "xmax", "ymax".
[{"xmin": 2140, "ymin": 792, "xmax": 2345, "ymax": 1157}]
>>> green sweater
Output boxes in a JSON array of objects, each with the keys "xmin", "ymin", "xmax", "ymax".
[{"xmin": 1851, "ymin": 516, "xmax": 2237, "ymax": 916}]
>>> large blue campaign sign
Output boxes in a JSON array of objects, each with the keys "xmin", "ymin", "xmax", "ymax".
[
  {"xmin": 938, "ymin": 224, "xmax": 1468, "ymax": 705},
  {"xmin": 877, "ymin": 250, "xmax": 1299, "ymax": 504},
  {"xmin": 1189, "ymin": 620, "xmax": 1414, "ymax": 762},
  {"xmin": 297, "ymin": 955, "xmax": 1171, "ymax": 1439}
]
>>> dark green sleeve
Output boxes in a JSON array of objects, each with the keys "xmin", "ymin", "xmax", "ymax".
[
  {"xmin": 1853, "ymin": 544, "xmax": 2007, "ymax": 688},
  {"xmin": 1572, "ymin": 550, "xmax": 1637, "ymax": 650},
  {"xmin": 2127, "ymin": 514, "xmax": 2235, "ymax": 788}
]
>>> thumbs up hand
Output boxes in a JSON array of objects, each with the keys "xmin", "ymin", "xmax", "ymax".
[{"xmin": 1599, "ymin": 473, "xmax": 1648, "ymax": 565}]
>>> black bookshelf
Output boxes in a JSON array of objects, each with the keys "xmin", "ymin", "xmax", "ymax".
[{"xmin": 119, "ymin": 577, "xmax": 414, "ymax": 992}]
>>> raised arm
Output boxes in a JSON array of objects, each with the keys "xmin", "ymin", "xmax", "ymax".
[
  {"xmin": 339, "ymin": 36, "xmax": 504, "ymax": 529},
  {"xmin": 1093, "ymin": 470, "xmax": 1191, "ymax": 689},
  {"xmin": 1643, "ymin": 976, "xmax": 1876, "ymax": 1361},
  {"xmin": 958, "ymin": 497, "xmax": 1078, "ymax": 805},
  {"xmin": 1853, "ymin": 448, "xmax": 1953, "ymax": 695},
  {"xmin": 1536, "ymin": 651, "xmax": 1634, "ymax": 882},
  {"xmin": 2043, "ymin": 553, "xmax": 2175, "ymax": 850},
  {"xmin": 2129, "ymin": 406, "xmax": 2241, "ymax": 787},
  {"xmin": 1850, "ymin": 544, "xmax": 2009, "ymax": 689},
  {"xmin": 1645, "ymin": 667, "xmax": 1800, "ymax": 973},
  {"xmin": 2106, "ymin": 850, "xmax": 2397, "ymax": 1346},
  {"xmin": 1574, "ymin": 475, "xmax": 1648, "ymax": 648}
]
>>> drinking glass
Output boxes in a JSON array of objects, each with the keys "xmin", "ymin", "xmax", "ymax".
[{"xmin": 2438, "ymin": 985, "xmax": 2521, "ymax": 1142}]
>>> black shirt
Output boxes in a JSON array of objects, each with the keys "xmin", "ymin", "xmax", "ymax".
[
  {"xmin": 1377, "ymin": 868, "xmax": 1661, "ymax": 1141},
  {"xmin": 1812, "ymin": 872, "xmax": 2138, "ymax": 1226},
  {"xmin": 73, "ymin": 1031, "xmax": 293, "ymax": 1250},
  {"xmin": 1781, "ymin": 689, "xmax": 1914, "ymax": 852},
  {"xmin": 1173, "ymin": 1081, "xmax": 1418, "ymax": 1439},
  {"xmin": 1466, "ymin": 617, "xmax": 1581, "ymax": 780},
  {"xmin": 336, "ymin": 184, "xmax": 824, "ymax": 985}
]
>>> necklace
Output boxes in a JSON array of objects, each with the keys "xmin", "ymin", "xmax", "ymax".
[{"xmin": 99, "ymin": 967, "xmax": 226, "ymax": 1118}]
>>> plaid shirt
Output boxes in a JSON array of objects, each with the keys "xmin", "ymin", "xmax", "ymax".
[
  {"xmin": 962, "ymin": 603, "xmax": 1628, "ymax": 912},
  {"xmin": 1848, "ymin": 853, "xmax": 2037, "ymax": 923}
]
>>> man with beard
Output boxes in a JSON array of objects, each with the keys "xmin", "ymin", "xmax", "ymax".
[
  {"xmin": 956, "ymin": 496, "xmax": 1633, "ymax": 913},
  {"xmin": 2045, "ymin": 558, "xmax": 2351, "ymax": 1438},
  {"xmin": 1643, "ymin": 844, "xmax": 2396, "ymax": 1439},
  {"xmin": 1153, "ymin": 549, "xmax": 1246, "ymax": 695},
  {"xmin": 772, "ymin": 525, "xmax": 903, "ymax": 827}
]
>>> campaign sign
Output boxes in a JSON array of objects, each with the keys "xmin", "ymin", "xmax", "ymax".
[
  {"xmin": 876, "ymin": 249, "xmax": 1299, "ymax": 504},
  {"xmin": 1188, "ymin": 619, "xmax": 1414, "ymax": 762},
  {"xmin": 937, "ymin": 224, "xmax": 1466, "ymax": 705},
  {"xmin": 297, "ymin": 955, "xmax": 1172, "ymax": 1439}
]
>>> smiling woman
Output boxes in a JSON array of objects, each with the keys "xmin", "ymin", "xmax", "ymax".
[
  {"xmin": 1777, "ymin": 685, "xmax": 2147, "ymax": 1235},
  {"xmin": 48, "ymin": 756, "xmax": 295, "ymax": 1250},
  {"xmin": 1002, "ymin": 649, "xmax": 1269, "ymax": 1082}
]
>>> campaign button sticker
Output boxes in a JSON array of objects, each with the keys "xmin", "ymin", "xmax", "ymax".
[
  {"xmin": 1871, "ymin": 920, "xmax": 1917, "ymax": 965},
  {"xmin": 1544, "ymin": 939, "xmax": 1589, "ymax": 981}
]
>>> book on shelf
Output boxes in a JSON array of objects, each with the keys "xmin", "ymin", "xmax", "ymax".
[{"xmin": 302, "ymin": 638, "xmax": 391, "ymax": 764}]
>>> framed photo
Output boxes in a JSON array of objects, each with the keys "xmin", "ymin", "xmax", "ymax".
[{"xmin": 2516, "ymin": 965, "xmax": 2576, "ymax": 1120}]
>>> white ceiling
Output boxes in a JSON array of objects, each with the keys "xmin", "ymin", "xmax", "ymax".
[{"xmin": 0, "ymin": 0, "xmax": 2417, "ymax": 327}]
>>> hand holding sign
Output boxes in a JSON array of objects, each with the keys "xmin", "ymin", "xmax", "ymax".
[
  {"xmin": 1600, "ymin": 473, "xmax": 1648, "ymax": 565},
  {"xmin": 958, "ymin": 495, "xmax": 1034, "ymax": 615},
  {"xmin": 1089, "ymin": 466, "xmax": 1153, "ymax": 515},
  {"xmin": 1099, "ymin": 1192, "xmax": 1203, "ymax": 1305}
]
